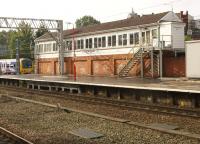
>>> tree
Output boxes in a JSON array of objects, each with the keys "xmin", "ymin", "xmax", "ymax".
[
  {"xmin": 0, "ymin": 30, "xmax": 9, "ymax": 59},
  {"xmin": 75, "ymin": 15, "xmax": 100, "ymax": 28},
  {"xmin": 8, "ymin": 22, "xmax": 34, "ymax": 59},
  {"xmin": 7, "ymin": 30, "xmax": 18, "ymax": 58},
  {"xmin": 34, "ymin": 25, "xmax": 49, "ymax": 39},
  {"xmin": 0, "ymin": 30, "xmax": 8, "ymax": 45}
]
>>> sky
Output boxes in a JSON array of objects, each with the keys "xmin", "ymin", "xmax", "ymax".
[{"xmin": 0, "ymin": 0, "xmax": 199, "ymax": 29}]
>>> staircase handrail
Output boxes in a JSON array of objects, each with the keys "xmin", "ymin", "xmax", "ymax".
[{"xmin": 119, "ymin": 47, "xmax": 143, "ymax": 76}]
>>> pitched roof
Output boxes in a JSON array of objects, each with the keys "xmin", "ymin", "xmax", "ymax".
[{"xmin": 36, "ymin": 11, "xmax": 169, "ymax": 41}]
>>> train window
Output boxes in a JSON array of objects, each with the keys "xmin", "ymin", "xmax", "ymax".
[
  {"xmin": 112, "ymin": 35, "xmax": 116, "ymax": 47},
  {"xmin": 6, "ymin": 64, "xmax": 9, "ymax": 68},
  {"xmin": 22, "ymin": 59, "xmax": 32, "ymax": 68},
  {"xmin": 94, "ymin": 38, "xmax": 98, "ymax": 48},
  {"xmin": 118, "ymin": 35, "xmax": 122, "ymax": 46},
  {"xmin": 102, "ymin": 37, "xmax": 106, "ymax": 47}
]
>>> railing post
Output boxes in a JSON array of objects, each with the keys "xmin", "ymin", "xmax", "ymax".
[
  {"xmin": 140, "ymin": 48, "xmax": 144, "ymax": 78},
  {"xmin": 151, "ymin": 48, "xmax": 154, "ymax": 78}
]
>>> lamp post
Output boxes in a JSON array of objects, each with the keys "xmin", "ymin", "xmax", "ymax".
[{"xmin": 66, "ymin": 22, "xmax": 76, "ymax": 81}]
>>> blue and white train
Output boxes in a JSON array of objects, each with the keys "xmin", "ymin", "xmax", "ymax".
[{"xmin": 0, "ymin": 58, "xmax": 33, "ymax": 74}]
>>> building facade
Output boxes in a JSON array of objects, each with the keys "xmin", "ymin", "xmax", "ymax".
[{"xmin": 35, "ymin": 11, "xmax": 185, "ymax": 77}]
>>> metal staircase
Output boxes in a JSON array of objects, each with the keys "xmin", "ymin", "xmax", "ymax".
[
  {"xmin": 145, "ymin": 52, "xmax": 159, "ymax": 77},
  {"xmin": 119, "ymin": 48, "xmax": 143, "ymax": 77}
]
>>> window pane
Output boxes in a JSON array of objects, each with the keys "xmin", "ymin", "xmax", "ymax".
[
  {"xmin": 102, "ymin": 37, "xmax": 106, "ymax": 47},
  {"xmin": 118, "ymin": 35, "xmax": 122, "ymax": 46},
  {"xmin": 86, "ymin": 39, "xmax": 89, "ymax": 48},
  {"xmin": 130, "ymin": 34, "xmax": 134, "ymax": 45},
  {"xmin": 146, "ymin": 31, "xmax": 150, "ymax": 43},
  {"xmin": 123, "ymin": 34, "xmax": 127, "ymax": 46},
  {"xmin": 142, "ymin": 32, "xmax": 145, "ymax": 44},
  {"xmin": 89, "ymin": 38, "xmax": 93, "ymax": 48},
  {"xmin": 135, "ymin": 33, "xmax": 139, "ymax": 45},
  {"xmin": 94, "ymin": 38, "xmax": 98, "ymax": 48},
  {"xmin": 81, "ymin": 39, "xmax": 84, "ymax": 49},
  {"xmin": 98, "ymin": 38, "xmax": 101, "ymax": 47},
  {"xmin": 112, "ymin": 35, "xmax": 116, "ymax": 46},
  {"xmin": 152, "ymin": 29, "xmax": 157, "ymax": 38},
  {"xmin": 108, "ymin": 36, "xmax": 111, "ymax": 46},
  {"xmin": 78, "ymin": 40, "xmax": 81, "ymax": 49}
]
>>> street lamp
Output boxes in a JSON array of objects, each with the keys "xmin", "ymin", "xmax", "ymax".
[{"xmin": 66, "ymin": 22, "xmax": 76, "ymax": 81}]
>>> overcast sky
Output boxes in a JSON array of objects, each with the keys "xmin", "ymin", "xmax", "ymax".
[{"xmin": 0, "ymin": 0, "xmax": 199, "ymax": 29}]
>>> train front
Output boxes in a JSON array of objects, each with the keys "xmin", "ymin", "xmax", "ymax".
[{"xmin": 20, "ymin": 58, "xmax": 33, "ymax": 74}]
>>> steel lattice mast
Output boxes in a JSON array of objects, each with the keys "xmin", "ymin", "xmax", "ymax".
[{"xmin": 0, "ymin": 17, "xmax": 64, "ymax": 75}]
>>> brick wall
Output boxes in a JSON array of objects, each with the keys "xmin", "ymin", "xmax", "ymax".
[
  {"xmin": 37, "ymin": 52, "xmax": 185, "ymax": 77},
  {"xmin": 163, "ymin": 54, "xmax": 185, "ymax": 77}
]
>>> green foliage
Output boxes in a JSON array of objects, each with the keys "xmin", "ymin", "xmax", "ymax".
[
  {"xmin": 7, "ymin": 30, "xmax": 18, "ymax": 58},
  {"xmin": 185, "ymin": 35, "xmax": 192, "ymax": 41},
  {"xmin": 34, "ymin": 25, "xmax": 49, "ymax": 39},
  {"xmin": 0, "ymin": 30, "xmax": 10, "ymax": 59},
  {"xmin": 75, "ymin": 15, "xmax": 100, "ymax": 28},
  {"xmin": 0, "ymin": 30, "xmax": 8, "ymax": 45},
  {"xmin": 7, "ymin": 22, "xmax": 34, "ymax": 59}
]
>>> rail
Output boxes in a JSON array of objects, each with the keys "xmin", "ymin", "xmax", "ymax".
[{"xmin": 1, "ymin": 85, "xmax": 200, "ymax": 119}]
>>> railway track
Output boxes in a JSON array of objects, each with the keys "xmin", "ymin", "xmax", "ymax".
[
  {"xmin": 1, "ymin": 85, "xmax": 200, "ymax": 119},
  {"xmin": 0, "ymin": 127, "xmax": 33, "ymax": 144}
]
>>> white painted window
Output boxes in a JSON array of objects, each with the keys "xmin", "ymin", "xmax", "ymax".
[
  {"xmin": 146, "ymin": 31, "xmax": 150, "ymax": 44},
  {"xmin": 118, "ymin": 35, "xmax": 122, "ymax": 46},
  {"xmin": 152, "ymin": 29, "xmax": 157, "ymax": 38},
  {"xmin": 85, "ymin": 39, "xmax": 89, "ymax": 49},
  {"xmin": 118, "ymin": 34, "xmax": 127, "ymax": 46},
  {"xmin": 123, "ymin": 34, "xmax": 127, "ymax": 46},
  {"xmin": 53, "ymin": 43, "xmax": 57, "ymax": 51},
  {"xmin": 130, "ymin": 34, "xmax": 134, "ymax": 45},
  {"xmin": 98, "ymin": 37, "xmax": 101, "ymax": 48},
  {"xmin": 135, "ymin": 33, "xmax": 139, "ymax": 45},
  {"xmin": 66, "ymin": 41, "xmax": 72, "ymax": 50},
  {"xmin": 94, "ymin": 38, "xmax": 98, "ymax": 48},
  {"xmin": 108, "ymin": 36, "xmax": 111, "ymax": 47},
  {"xmin": 89, "ymin": 38, "xmax": 93, "ymax": 49},
  {"xmin": 102, "ymin": 37, "xmax": 106, "ymax": 47},
  {"xmin": 142, "ymin": 32, "xmax": 146, "ymax": 44},
  {"xmin": 112, "ymin": 35, "xmax": 116, "ymax": 47},
  {"xmin": 81, "ymin": 39, "xmax": 84, "ymax": 49}
]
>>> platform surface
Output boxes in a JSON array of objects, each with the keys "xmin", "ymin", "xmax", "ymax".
[{"xmin": 0, "ymin": 74, "xmax": 200, "ymax": 93}]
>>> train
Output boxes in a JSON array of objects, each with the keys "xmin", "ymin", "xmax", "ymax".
[{"xmin": 0, "ymin": 58, "xmax": 33, "ymax": 74}]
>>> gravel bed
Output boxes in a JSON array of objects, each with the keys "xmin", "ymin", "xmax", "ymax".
[
  {"xmin": 0, "ymin": 96, "xmax": 199, "ymax": 144},
  {"xmin": 5, "ymin": 90, "xmax": 200, "ymax": 136}
]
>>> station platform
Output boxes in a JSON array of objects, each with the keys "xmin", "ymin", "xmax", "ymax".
[{"xmin": 0, "ymin": 74, "xmax": 200, "ymax": 94}]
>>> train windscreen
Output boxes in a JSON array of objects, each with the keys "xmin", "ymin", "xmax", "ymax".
[{"xmin": 22, "ymin": 59, "xmax": 32, "ymax": 68}]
